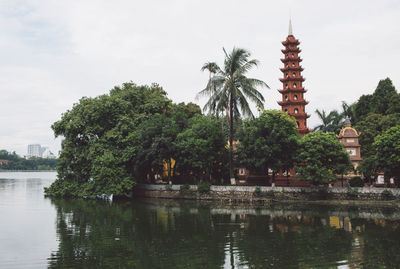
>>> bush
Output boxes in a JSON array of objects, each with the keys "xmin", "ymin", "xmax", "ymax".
[
  {"xmin": 179, "ymin": 184, "xmax": 191, "ymax": 192},
  {"xmin": 165, "ymin": 184, "xmax": 172, "ymax": 191},
  {"xmin": 197, "ymin": 182, "xmax": 211, "ymax": 193},
  {"xmin": 381, "ymin": 190, "xmax": 395, "ymax": 200},
  {"xmin": 347, "ymin": 188, "xmax": 358, "ymax": 199},
  {"xmin": 253, "ymin": 186, "xmax": 261, "ymax": 197},
  {"xmin": 348, "ymin": 177, "xmax": 364, "ymax": 187}
]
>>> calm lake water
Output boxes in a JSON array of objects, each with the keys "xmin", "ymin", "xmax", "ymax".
[{"xmin": 1, "ymin": 172, "xmax": 400, "ymax": 268}]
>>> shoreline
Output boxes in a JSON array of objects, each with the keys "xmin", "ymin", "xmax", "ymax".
[{"xmin": 132, "ymin": 184, "xmax": 400, "ymax": 208}]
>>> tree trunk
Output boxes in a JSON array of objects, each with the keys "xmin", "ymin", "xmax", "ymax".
[{"xmin": 229, "ymin": 91, "xmax": 234, "ymax": 183}]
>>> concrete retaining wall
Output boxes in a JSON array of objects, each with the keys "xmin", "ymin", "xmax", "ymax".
[{"xmin": 133, "ymin": 184, "xmax": 400, "ymax": 202}]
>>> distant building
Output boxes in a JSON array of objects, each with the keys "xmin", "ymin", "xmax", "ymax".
[
  {"xmin": 27, "ymin": 144, "xmax": 51, "ymax": 158},
  {"xmin": 28, "ymin": 144, "xmax": 41, "ymax": 157},
  {"xmin": 337, "ymin": 117, "xmax": 362, "ymax": 171}
]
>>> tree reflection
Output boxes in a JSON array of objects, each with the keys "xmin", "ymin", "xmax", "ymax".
[
  {"xmin": 48, "ymin": 199, "xmax": 400, "ymax": 268},
  {"xmin": 47, "ymin": 199, "xmax": 228, "ymax": 268}
]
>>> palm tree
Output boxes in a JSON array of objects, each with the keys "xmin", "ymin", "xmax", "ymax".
[
  {"xmin": 314, "ymin": 109, "xmax": 344, "ymax": 133},
  {"xmin": 197, "ymin": 47, "xmax": 269, "ymax": 181},
  {"xmin": 341, "ymin": 101, "xmax": 357, "ymax": 125}
]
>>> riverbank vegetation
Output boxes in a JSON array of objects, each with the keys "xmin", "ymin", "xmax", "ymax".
[
  {"xmin": 44, "ymin": 46, "xmax": 399, "ymax": 198},
  {"xmin": 313, "ymin": 78, "xmax": 400, "ymax": 185},
  {"xmin": 0, "ymin": 150, "xmax": 57, "ymax": 170}
]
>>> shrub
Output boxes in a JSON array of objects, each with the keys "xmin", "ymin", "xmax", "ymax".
[
  {"xmin": 348, "ymin": 177, "xmax": 364, "ymax": 187},
  {"xmin": 179, "ymin": 184, "xmax": 191, "ymax": 192},
  {"xmin": 253, "ymin": 186, "xmax": 261, "ymax": 197},
  {"xmin": 165, "ymin": 184, "xmax": 172, "ymax": 191},
  {"xmin": 381, "ymin": 190, "xmax": 395, "ymax": 200},
  {"xmin": 197, "ymin": 182, "xmax": 211, "ymax": 194},
  {"xmin": 347, "ymin": 188, "xmax": 358, "ymax": 199}
]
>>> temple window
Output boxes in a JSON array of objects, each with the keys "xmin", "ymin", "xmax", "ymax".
[
  {"xmin": 285, "ymin": 95, "xmax": 288, "ymax": 100},
  {"xmin": 286, "ymin": 73, "xmax": 288, "ymax": 78},
  {"xmin": 239, "ymin": 168, "xmax": 246, "ymax": 175},
  {"xmin": 346, "ymin": 149, "xmax": 356, "ymax": 156},
  {"xmin": 292, "ymin": 62, "xmax": 295, "ymax": 67},
  {"xmin": 284, "ymin": 109, "xmax": 288, "ymax": 113},
  {"xmin": 285, "ymin": 83, "xmax": 288, "ymax": 89},
  {"xmin": 294, "ymin": 95, "xmax": 298, "ymax": 100},
  {"xmin": 292, "ymin": 72, "xmax": 296, "ymax": 77},
  {"xmin": 346, "ymin": 138, "xmax": 355, "ymax": 143},
  {"xmin": 296, "ymin": 121, "xmax": 300, "ymax": 128},
  {"xmin": 293, "ymin": 83, "xmax": 297, "ymax": 88},
  {"xmin": 294, "ymin": 108, "xmax": 299, "ymax": 114},
  {"xmin": 291, "ymin": 53, "xmax": 295, "ymax": 57}
]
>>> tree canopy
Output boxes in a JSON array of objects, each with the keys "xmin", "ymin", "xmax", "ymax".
[
  {"xmin": 295, "ymin": 132, "xmax": 353, "ymax": 184},
  {"xmin": 372, "ymin": 126, "xmax": 400, "ymax": 185},
  {"xmin": 198, "ymin": 47, "xmax": 269, "ymax": 181},
  {"xmin": 237, "ymin": 110, "xmax": 299, "ymax": 180}
]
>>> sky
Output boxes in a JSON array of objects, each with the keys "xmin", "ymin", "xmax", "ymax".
[{"xmin": 0, "ymin": 0, "xmax": 399, "ymax": 156}]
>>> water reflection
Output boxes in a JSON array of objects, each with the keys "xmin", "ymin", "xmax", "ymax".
[{"xmin": 47, "ymin": 199, "xmax": 400, "ymax": 268}]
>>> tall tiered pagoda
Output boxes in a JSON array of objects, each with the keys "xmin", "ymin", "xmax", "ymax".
[{"xmin": 278, "ymin": 20, "xmax": 310, "ymax": 136}]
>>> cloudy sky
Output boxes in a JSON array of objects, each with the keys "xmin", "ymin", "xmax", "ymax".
[{"xmin": 0, "ymin": 0, "xmax": 399, "ymax": 156}]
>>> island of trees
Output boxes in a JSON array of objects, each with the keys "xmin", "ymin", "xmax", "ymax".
[
  {"xmin": 44, "ymin": 48, "xmax": 400, "ymax": 199},
  {"xmin": 0, "ymin": 150, "xmax": 57, "ymax": 170}
]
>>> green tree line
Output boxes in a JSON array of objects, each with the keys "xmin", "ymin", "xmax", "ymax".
[
  {"xmin": 313, "ymin": 78, "xmax": 400, "ymax": 185},
  {"xmin": 0, "ymin": 150, "xmax": 57, "ymax": 170}
]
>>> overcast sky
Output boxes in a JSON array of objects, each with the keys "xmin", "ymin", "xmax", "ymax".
[{"xmin": 0, "ymin": 0, "xmax": 399, "ymax": 156}]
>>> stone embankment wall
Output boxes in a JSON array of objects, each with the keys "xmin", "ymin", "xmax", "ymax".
[{"xmin": 133, "ymin": 184, "xmax": 400, "ymax": 203}]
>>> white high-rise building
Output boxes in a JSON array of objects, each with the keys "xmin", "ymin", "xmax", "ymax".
[{"xmin": 27, "ymin": 144, "xmax": 42, "ymax": 158}]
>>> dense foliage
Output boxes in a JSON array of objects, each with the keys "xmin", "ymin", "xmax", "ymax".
[
  {"xmin": 45, "ymin": 83, "xmax": 228, "ymax": 198},
  {"xmin": 372, "ymin": 126, "xmax": 400, "ymax": 185},
  {"xmin": 198, "ymin": 47, "xmax": 269, "ymax": 180},
  {"xmin": 314, "ymin": 77, "xmax": 400, "ymax": 180},
  {"xmin": 295, "ymin": 132, "xmax": 353, "ymax": 184},
  {"xmin": 237, "ymin": 110, "xmax": 299, "ymax": 182},
  {"xmin": 0, "ymin": 150, "xmax": 57, "ymax": 170}
]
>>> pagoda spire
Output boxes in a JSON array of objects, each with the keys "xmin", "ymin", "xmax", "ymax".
[{"xmin": 277, "ymin": 24, "xmax": 311, "ymax": 136}]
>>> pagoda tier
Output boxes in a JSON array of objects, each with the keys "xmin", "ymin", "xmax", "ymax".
[
  {"xmin": 278, "ymin": 88, "xmax": 307, "ymax": 94},
  {"xmin": 279, "ymin": 77, "xmax": 305, "ymax": 82},
  {"xmin": 278, "ymin": 100, "xmax": 309, "ymax": 106},
  {"xmin": 281, "ymin": 57, "xmax": 302, "ymax": 63},
  {"xmin": 282, "ymin": 39, "xmax": 300, "ymax": 46},
  {"xmin": 281, "ymin": 48, "xmax": 302, "ymax": 53},
  {"xmin": 280, "ymin": 66, "xmax": 304, "ymax": 72},
  {"xmin": 277, "ymin": 21, "xmax": 311, "ymax": 136}
]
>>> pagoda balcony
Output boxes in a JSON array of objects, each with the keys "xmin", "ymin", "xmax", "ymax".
[
  {"xmin": 298, "ymin": 128, "xmax": 312, "ymax": 135},
  {"xmin": 278, "ymin": 100, "xmax": 309, "ymax": 106},
  {"xmin": 279, "ymin": 76, "xmax": 305, "ymax": 82},
  {"xmin": 282, "ymin": 39, "xmax": 300, "ymax": 46},
  {"xmin": 292, "ymin": 113, "xmax": 311, "ymax": 119},
  {"xmin": 280, "ymin": 66, "xmax": 304, "ymax": 72},
  {"xmin": 281, "ymin": 57, "xmax": 302, "ymax": 63},
  {"xmin": 278, "ymin": 88, "xmax": 307, "ymax": 94},
  {"xmin": 281, "ymin": 48, "xmax": 301, "ymax": 54}
]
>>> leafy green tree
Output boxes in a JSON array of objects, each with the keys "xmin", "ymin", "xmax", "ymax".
[
  {"xmin": 372, "ymin": 126, "xmax": 400, "ymax": 185},
  {"xmin": 236, "ymin": 110, "xmax": 299, "ymax": 183},
  {"xmin": 175, "ymin": 115, "xmax": 227, "ymax": 184},
  {"xmin": 354, "ymin": 78, "xmax": 397, "ymax": 121},
  {"xmin": 46, "ymin": 83, "xmax": 171, "ymax": 198},
  {"xmin": 198, "ymin": 47, "xmax": 269, "ymax": 181},
  {"xmin": 355, "ymin": 113, "xmax": 400, "ymax": 159},
  {"xmin": 132, "ymin": 114, "xmax": 179, "ymax": 182},
  {"xmin": 295, "ymin": 132, "xmax": 353, "ymax": 184}
]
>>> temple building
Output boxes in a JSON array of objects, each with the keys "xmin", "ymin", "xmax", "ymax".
[
  {"xmin": 337, "ymin": 117, "xmax": 362, "ymax": 171},
  {"xmin": 278, "ymin": 20, "xmax": 311, "ymax": 136},
  {"xmin": 274, "ymin": 20, "xmax": 311, "ymax": 186}
]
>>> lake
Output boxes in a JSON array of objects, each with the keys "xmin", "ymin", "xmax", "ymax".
[{"xmin": 1, "ymin": 172, "xmax": 400, "ymax": 268}]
